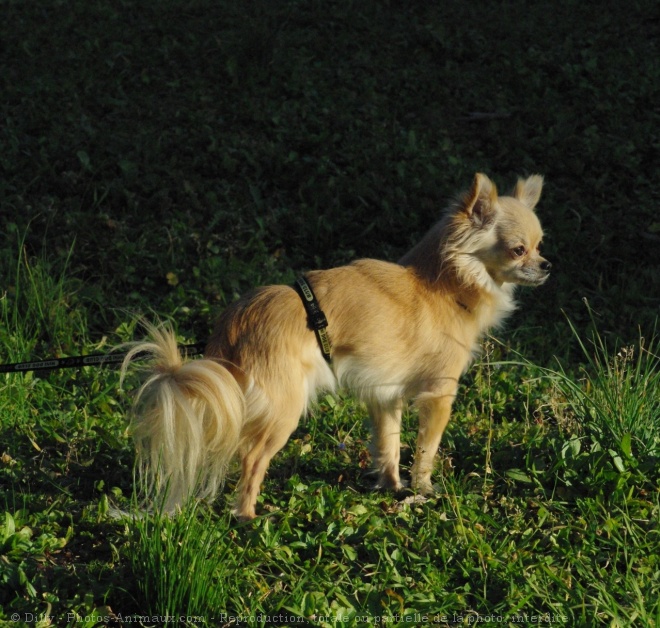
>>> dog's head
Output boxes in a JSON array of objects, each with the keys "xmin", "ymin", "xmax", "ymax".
[{"xmin": 451, "ymin": 173, "xmax": 551, "ymax": 288}]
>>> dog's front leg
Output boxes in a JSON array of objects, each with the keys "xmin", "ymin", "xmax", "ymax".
[
  {"xmin": 410, "ymin": 388, "xmax": 457, "ymax": 495},
  {"xmin": 369, "ymin": 398, "xmax": 405, "ymax": 491}
]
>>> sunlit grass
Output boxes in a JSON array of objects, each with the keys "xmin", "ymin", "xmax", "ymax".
[
  {"xmin": 549, "ymin": 316, "xmax": 660, "ymax": 459},
  {"xmin": 2, "ymin": 246, "xmax": 659, "ymax": 624},
  {"xmin": 124, "ymin": 501, "xmax": 246, "ymax": 619}
]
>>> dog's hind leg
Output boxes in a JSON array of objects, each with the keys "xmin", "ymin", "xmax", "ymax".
[
  {"xmin": 369, "ymin": 398, "xmax": 405, "ymax": 491},
  {"xmin": 233, "ymin": 392, "xmax": 306, "ymax": 521}
]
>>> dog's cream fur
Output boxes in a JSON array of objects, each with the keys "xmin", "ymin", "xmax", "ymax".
[{"xmin": 122, "ymin": 173, "xmax": 550, "ymax": 520}]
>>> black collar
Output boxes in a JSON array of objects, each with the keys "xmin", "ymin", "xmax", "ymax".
[
  {"xmin": 293, "ymin": 276, "xmax": 332, "ymax": 363},
  {"xmin": 456, "ymin": 299, "xmax": 471, "ymax": 313}
]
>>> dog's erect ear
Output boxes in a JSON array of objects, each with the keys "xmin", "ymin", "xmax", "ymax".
[
  {"xmin": 513, "ymin": 175, "xmax": 544, "ymax": 210},
  {"xmin": 462, "ymin": 173, "xmax": 498, "ymax": 228}
]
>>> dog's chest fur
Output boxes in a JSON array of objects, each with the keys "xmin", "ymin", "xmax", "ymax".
[{"xmin": 306, "ymin": 259, "xmax": 515, "ymax": 403}]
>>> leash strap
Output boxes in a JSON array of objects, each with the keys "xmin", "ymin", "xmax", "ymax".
[
  {"xmin": 293, "ymin": 276, "xmax": 332, "ymax": 363},
  {"xmin": 0, "ymin": 343, "xmax": 206, "ymax": 374}
]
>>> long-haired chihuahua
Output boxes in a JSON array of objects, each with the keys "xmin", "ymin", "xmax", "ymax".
[{"xmin": 121, "ymin": 173, "xmax": 550, "ymax": 520}]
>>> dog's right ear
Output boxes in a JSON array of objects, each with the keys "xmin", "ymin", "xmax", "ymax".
[
  {"xmin": 513, "ymin": 174, "xmax": 544, "ymax": 210},
  {"xmin": 461, "ymin": 173, "xmax": 498, "ymax": 228}
]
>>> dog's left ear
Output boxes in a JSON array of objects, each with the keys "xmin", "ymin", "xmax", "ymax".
[
  {"xmin": 513, "ymin": 175, "xmax": 544, "ymax": 210},
  {"xmin": 462, "ymin": 173, "xmax": 499, "ymax": 228}
]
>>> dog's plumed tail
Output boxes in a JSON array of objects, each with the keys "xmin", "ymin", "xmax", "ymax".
[{"xmin": 120, "ymin": 323, "xmax": 244, "ymax": 512}]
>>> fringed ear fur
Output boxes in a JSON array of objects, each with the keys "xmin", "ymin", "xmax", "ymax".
[
  {"xmin": 461, "ymin": 172, "xmax": 499, "ymax": 228},
  {"xmin": 513, "ymin": 175, "xmax": 544, "ymax": 210}
]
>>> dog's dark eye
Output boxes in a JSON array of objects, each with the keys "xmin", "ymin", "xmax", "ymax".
[{"xmin": 512, "ymin": 246, "xmax": 526, "ymax": 257}]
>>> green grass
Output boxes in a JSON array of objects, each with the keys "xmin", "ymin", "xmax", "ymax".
[
  {"xmin": 123, "ymin": 502, "xmax": 244, "ymax": 619},
  {"xmin": 549, "ymin": 315, "xmax": 660, "ymax": 457},
  {"xmin": 1, "ymin": 0, "xmax": 659, "ymax": 625}
]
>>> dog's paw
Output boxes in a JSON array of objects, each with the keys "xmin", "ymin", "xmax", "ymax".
[
  {"xmin": 373, "ymin": 477, "xmax": 409, "ymax": 493},
  {"xmin": 410, "ymin": 479, "xmax": 437, "ymax": 497}
]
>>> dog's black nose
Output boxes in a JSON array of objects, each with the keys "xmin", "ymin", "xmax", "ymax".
[{"xmin": 540, "ymin": 260, "xmax": 552, "ymax": 272}]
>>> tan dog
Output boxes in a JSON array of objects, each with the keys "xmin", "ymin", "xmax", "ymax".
[{"xmin": 122, "ymin": 173, "xmax": 550, "ymax": 520}]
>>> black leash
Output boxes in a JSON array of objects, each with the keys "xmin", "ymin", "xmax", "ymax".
[
  {"xmin": 0, "ymin": 342, "xmax": 207, "ymax": 375},
  {"xmin": 3, "ymin": 277, "xmax": 330, "ymax": 375},
  {"xmin": 293, "ymin": 275, "xmax": 332, "ymax": 363}
]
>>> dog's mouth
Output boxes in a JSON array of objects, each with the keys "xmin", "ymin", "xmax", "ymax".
[
  {"xmin": 490, "ymin": 264, "xmax": 550, "ymax": 287},
  {"xmin": 519, "ymin": 268, "xmax": 551, "ymax": 286}
]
